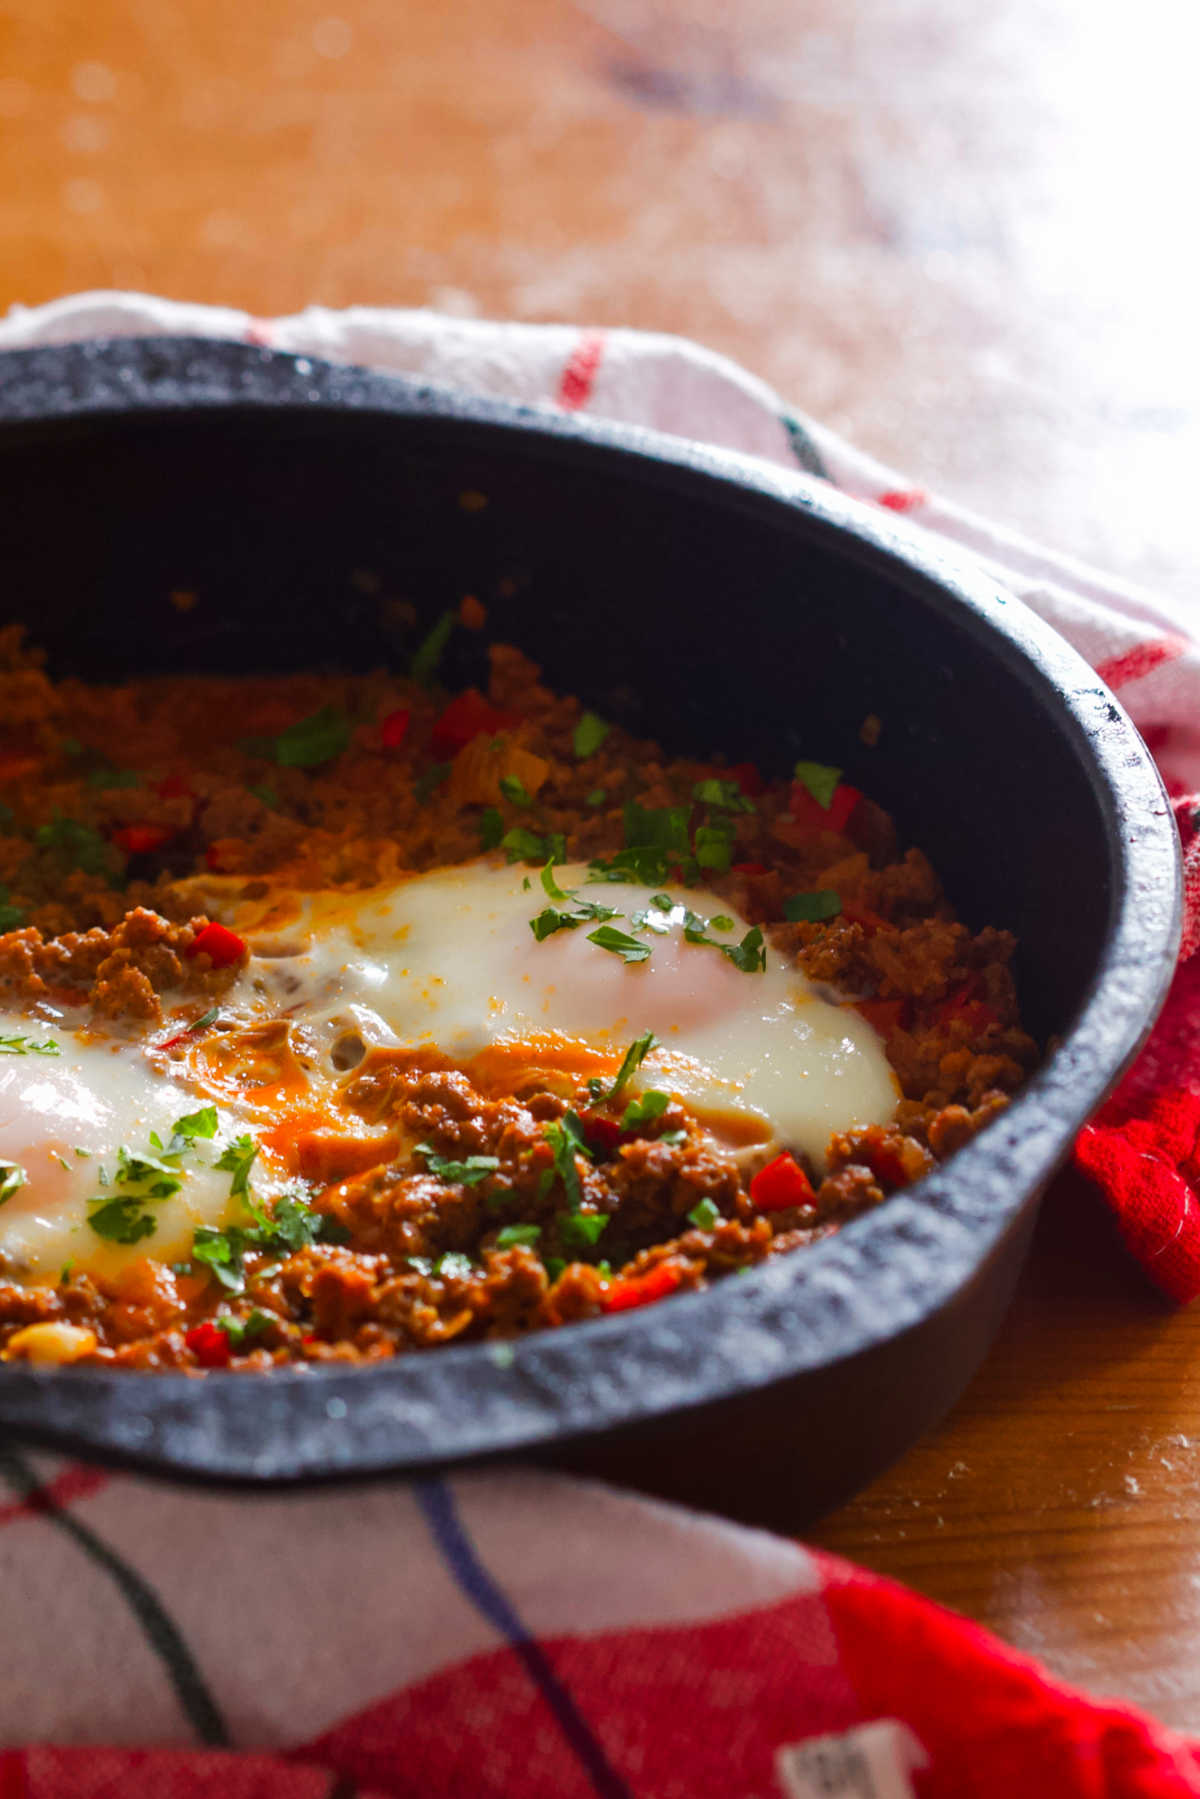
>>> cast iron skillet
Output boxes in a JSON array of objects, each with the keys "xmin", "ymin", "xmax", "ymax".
[{"xmin": 0, "ymin": 337, "xmax": 1180, "ymax": 1527}]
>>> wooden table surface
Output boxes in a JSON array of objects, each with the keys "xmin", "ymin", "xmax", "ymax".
[{"xmin": 4, "ymin": 0, "xmax": 1200, "ymax": 1732}]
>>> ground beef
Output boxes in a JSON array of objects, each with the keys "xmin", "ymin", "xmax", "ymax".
[{"xmin": 0, "ymin": 619, "xmax": 1039, "ymax": 1369}]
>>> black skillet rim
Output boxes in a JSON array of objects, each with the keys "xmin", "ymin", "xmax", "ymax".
[{"xmin": 0, "ymin": 336, "xmax": 1182, "ymax": 1484}]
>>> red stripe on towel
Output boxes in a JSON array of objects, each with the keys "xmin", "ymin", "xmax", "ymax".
[{"xmin": 557, "ymin": 331, "xmax": 607, "ymax": 411}]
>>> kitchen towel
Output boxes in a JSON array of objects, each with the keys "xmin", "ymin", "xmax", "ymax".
[{"xmin": 1, "ymin": 292, "xmax": 1199, "ymax": 1796}]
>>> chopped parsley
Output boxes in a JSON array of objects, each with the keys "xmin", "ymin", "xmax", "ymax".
[
  {"xmin": 215, "ymin": 1134, "xmax": 258, "ymax": 1198},
  {"xmin": 585, "ymin": 788, "xmax": 607, "ymax": 808},
  {"xmin": 687, "ymin": 1197, "xmax": 721, "ymax": 1230},
  {"xmin": 590, "ymin": 1030, "xmax": 657, "ymax": 1104},
  {"xmin": 411, "ymin": 609, "xmax": 456, "ymax": 684},
  {"xmin": 692, "ymin": 778, "xmax": 755, "ymax": 814},
  {"xmin": 560, "ymin": 1209, "xmax": 609, "ymax": 1248},
  {"xmin": 0, "ymin": 1161, "xmax": 26, "ymax": 1207},
  {"xmin": 434, "ymin": 1251, "xmax": 474, "ymax": 1280},
  {"xmin": 215, "ymin": 1309, "xmax": 274, "ymax": 1347},
  {"xmin": 0, "ymin": 887, "xmax": 24, "ymax": 932},
  {"xmin": 793, "ymin": 759, "xmax": 842, "ymax": 810},
  {"xmin": 721, "ymin": 925, "xmax": 767, "ymax": 973},
  {"xmin": 152, "ymin": 1105, "xmax": 219, "ymax": 1159},
  {"xmin": 190, "ymin": 1188, "xmax": 346, "ymax": 1293},
  {"xmin": 414, "ymin": 761, "xmax": 451, "ymax": 803},
  {"xmin": 573, "ymin": 711, "xmax": 611, "ymax": 759},
  {"xmin": 0, "ymin": 1035, "xmax": 60, "ymax": 1057},
  {"xmin": 416, "ymin": 1142, "xmax": 501, "ymax": 1186},
  {"xmin": 544, "ymin": 1256, "xmax": 566, "ymax": 1281},
  {"xmin": 586, "ymin": 924, "xmax": 651, "ymax": 964},
  {"xmin": 88, "ymin": 1195, "xmax": 157, "ymax": 1243},
  {"xmin": 273, "ymin": 704, "xmax": 352, "ymax": 769},
  {"xmin": 498, "ymin": 774, "xmax": 532, "ymax": 808},
  {"xmin": 478, "ymin": 806, "xmax": 504, "ymax": 849},
  {"xmin": 621, "ymin": 1089, "xmax": 670, "ymax": 1131},
  {"xmin": 542, "ymin": 1111, "xmax": 593, "ymax": 1207},
  {"xmin": 783, "ymin": 889, "xmax": 842, "ymax": 922},
  {"xmin": 692, "ymin": 821, "xmax": 734, "ymax": 874},
  {"xmin": 494, "ymin": 1223, "xmax": 542, "ymax": 1249},
  {"xmin": 502, "ymin": 826, "xmax": 565, "ymax": 866},
  {"xmin": 113, "ymin": 1146, "xmax": 182, "ymax": 1200}
]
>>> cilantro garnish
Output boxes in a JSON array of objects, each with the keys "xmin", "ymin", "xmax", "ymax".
[
  {"xmin": 544, "ymin": 1256, "xmax": 566, "ymax": 1281},
  {"xmin": 573, "ymin": 712, "xmax": 611, "ymax": 759},
  {"xmin": 0, "ymin": 1035, "xmax": 59, "ymax": 1057},
  {"xmin": 0, "ymin": 1161, "xmax": 25, "ymax": 1207},
  {"xmin": 710, "ymin": 915, "xmax": 734, "ymax": 931},
  {"xmin": 586, "ymin": 925, "xmax": 652, "ymax": 964},
  {"xmin": 499, "ymin": 774, "xmax": 532, "ymax": 808},
  {"xmin": 594, "ymin": 1030, "xmax": 657, "ymax": 1104},
  {"xmin": 88, "ymin": 1195, "xmax": 158, "ymax": 1243},
  {"xmin": 585, "ymin": 788, "xmax": 606, "ymax": 808},
  {"xmin": 502, "ymin": 826, "xmax": 565, "ymax": 866},
  {"xmin": 621, "ymin": 1090, "xmax": 670, "ymax": 1131},
  {"xmin": 411, "ymin": 609, "xmax": 456, "ymax": 684},
  {"xmin": 414, "ymin": 761, "xmax": 451, "ymax": 803},
  {"xmin": 114, "ymin": 1146, "xmax": 183, "ymax": 1200},
  {"xmin": 540, "ymin": 862, "xmax": 573, "ymax": 902},
  {"xmin": 35, "ymin": 814, "xmax": 122, "ymax": 883},
  {"xmin": 783, "ymin": 890, "xmax": 842, "ymax": 922},
  {"xmin": 692, "ymin": 821, "xmax": 734, "ymax": 874},
  {"xmin": 0, "ymin": 887, "xmax": 24, "ymax": 931},
  {"xmin": 416, "ymin": 1142, "xmax": 501, "ymax": 1186},
  {"xmin": 86, "ymin": 766, "xmax": 142, "ymax": 790},
  {"xmin": 542, "ymin": 1111, "xmax": 593, "ymax": 1208},
  {"xmin": 531, "ymin": 898, "xmax": 621, "ymax": 942},
  {"xmin": 273, "ymin": 705, "xmax": 352, "ymax": 769},
  {"xmin": 192, "ymin": 1224, "xmax": 243, "ymax": 1289},
  {"xmin": 164, "ymin": 1106, "xmax": 219, "ymax": 1155},
  {"xmin": 560, "ymin": 1209, "xmax": 609, "ymax": 1248},
  {"xmin": 721, "ymin": 926, "xmax": 767, "ymax": 973},
  {"xmin": 435, "ymin": 1251, "xmax": 474, "ymax": 1280},
  {"xmin": 189, "ymin": 1189, "xmax": 346, "ymax": 1293},
  {"xmin": 793, "ymin": 760, "xmax": 842, "ymax": 810},
  {"xmin": 215, "ymin": 1309, "xmax": 274, "ymax": 1347},
  {"xmin": 692, "ymin": 778, "xmax": 755, "ymax": 815},
  {"xmin": 495, "ymin": 1223, "xmax": 542, "ymax": 1249},
  {"xmin": 478, "ymin": 806, "xmax": 504, "ymax": 849},
  {"xmin": 688, "ymin": 1197, "xmax": 721, "ymax": 1230},
  {"xmin": 215, "ymin": 1134, "xmax": 258, "ymax": 1198}
]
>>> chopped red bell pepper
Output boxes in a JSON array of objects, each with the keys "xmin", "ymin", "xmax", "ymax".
[
  {"xmin": 380, "ymin": 707, "xmax": 411, "ymax": 750},
  {"xmin": 430, "ymin": 690, "xmax": 520, "ymax": 758},
  {"xmin": 111, "ymin": 823, "xmax": 173, "ymax": 855},
  {"xmin": 187, "ymin": 921, "xmax": 247, "ymax": 968},
  {"xmin": 732, "ymin": 861, "xmax": 769, "ymax": 876},
  {"xmin": 602, "ymin": 1262, "xmax": 684, "ymax": 1312},
  {"xmin": 728, "ymin": 760, "xmax": 765, "ymax": 798},
  {"xmin": 579, "ymin": 1112, "xmax": 625, "ymax": 1157},
  {"xmin": 185, "ymin": 1320, "xmax": 231, "ymax": 1368},
  {"xmin": 789, "ymin": 781, "xmax": 862, "ymax": 834},
  {"xmin": 854, "ymin": 996, "xmax": 909, "ymax": 1036},
  {"xmin": 749, "ymin": 1152, "xmax": 816, "ymax": 1212}
]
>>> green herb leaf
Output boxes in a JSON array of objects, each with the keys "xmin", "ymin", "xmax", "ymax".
[
  {"xmin": 35, "ymin": 813, "xmax": 122, "ymax": 883},
  {"xmin": 783, "ymin": 889, "xmax": 842, "ymax": 923},
  {"xmin": 709, "ymin": 915, "xmax": 734, "ymax": 931},
  {"xmin": 542, "ymin": 1110, "xmax": 593, "ymax": 1207},
  {"xmin": 544, "ymin": 1255, "xmax": 566, "ymax": 1281},
  {"xmin": 605, "ymin": 1030, "xmax": 657, "ymax": 1102},
  {"xmin": 793, "ymin": 760, "xmax": 842, "ymax": 810},
  {"xmin": 0, "ymin": 1161, "xmax": 26, "ymax": 1207},
  {"xmin": 434, "ymin": 1251, "xmax": 474, "ymax": 1280},
  {"xmin": 114, "ymin": 1146, "xmax": 183, "ymax": 1200},
  {"xmin": 573, "ymin": 712, "xmax": 611, "ymax": 759},
  {"xmin": 88, "ymin": 1195, "xmax": 157, "ymax": 1243},
  {"xmin": 585, "ymin": 788, "xmax": 607, "ymax": 808},
  {"xmin": 692, "ymin": 778, "xmax": 755, "ymax": 814},
  {"xmin": 502, "ymin": 826, "xmax": 565, "ymax": 866},
  {"xmin": 495, "ymin": 1223, "xmax": 542, "ymax": 1249},
  {"xmin": 621, "ymin": 1089, "xmax": 670, "ymax": 1130},
  {"xmin": 687, "ymin": 1197, "xmax": 721, "ymax": 1230},
  {"xmin": 540, "ymin": 861, "xmax": 574, "ymax": 902},
  {"xmin": 0, "ymin": 1035, "xmax": 59, "ymax": 1057},
  {"xmin": 560, "ymin": 1209, "xmax": 609, "ymax": 1247},
  {"xmin": 215, "ymin": 1134, "xmax": 258, "ymax": 1198},
  {"xmin": 498, "ymin": 774, "xmax": 532, "ymax": 808},
  {"xmin": 215, "ymin": 1308, "xmax": 274, "ymax": 1347},
  {"xmin": 171, "ymin": 1105, "xmax": 219, "ymax": 1143},
  {"xmin": 273, "ymin": 704, "xmax": 352, "ymax": 769},
  {"xmin": 0, "ymin": 900, "xmax": 25, "ymax": 931},
  {"xmin": 414, "ymin": 761, "xmax": 451, "ymax": 804},
  {"xmin": 192, "ymin": 1225, "xmax": 244, "ymax": 1291},
  {"xmin": 722, "ymin": 925, "xmax": 767, "ymax": 973},
  {"xmin": 587, "ymin": 924, "xmax": 652, "ymax": 964},
  {"xmin": 411, "ymin": 609, "xmax": 456, "ymax": 684},
  {"xmin": 478, "ymin": 806, "xmax": 504, "ymax": 849},
  {"xmin": 693, "ymin": 822, "xmax": 734, "ymax": 874},
  {"xmin": 416, "ymin": 1142, "xmax": 501, "ymax": 1186}
]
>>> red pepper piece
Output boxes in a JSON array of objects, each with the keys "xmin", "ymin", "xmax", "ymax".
[
  {"xmin": 579, "ymin": 1112, "xmax": 624, "ymax": 1157},
  {"xmin": 185, "ymin": 1321, "xmax": 231, "ymax": 1368},
  {"xmin": 380, "ymin": 707, "xmax": 411, "ymax": 750},
  {"xmin": 728, "ymin": 760, "xmax": 765, "ymax": 798},
  {"xmin": 602, "ymin": 1262, "xmax": 684, "ymax": 1313},
  {"xmin": 111, "ymin": 823, "xmax": 173, "ymax": 855},
  {"xmin": 732, "ymin": 861, "xmax": 769, "ymax": 876},
  {"xmin": 789, "ymin": 782, "xmax": 862, "ymax": 834},
  {"xmin": 429, "ymin": 690, "xmax": 520, "ymax": 758},
  {"xmin": 749, "ymin": 1152, "xmax": 816, "ymax": 1213},
  {"xmin": 854, "ymin": 996, "xmax": 909, "ymax": 1036},
  {"xmin": 187, "ymin": 921, "xmax": 247, "ymax": 968}
]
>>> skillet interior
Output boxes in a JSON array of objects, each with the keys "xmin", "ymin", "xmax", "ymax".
[{"xmin": 0, "ymin": 338, "xmax": 1180, "ymax": 1526}]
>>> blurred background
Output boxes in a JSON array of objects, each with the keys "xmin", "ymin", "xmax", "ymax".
[{"xmin": 1, "ymin": 0, "xmax": 1195, "ymax": 598}]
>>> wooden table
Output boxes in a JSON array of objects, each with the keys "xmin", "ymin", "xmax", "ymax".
[{"xmin": 4, "ymin": 0, "xmax": 1198, "ymax": 1731}]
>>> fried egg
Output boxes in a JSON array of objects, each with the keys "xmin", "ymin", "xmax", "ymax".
[{"xmin": 0, "ymin": 860, "xmax": 898, "ymax": 1287}]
